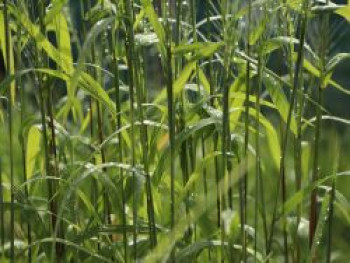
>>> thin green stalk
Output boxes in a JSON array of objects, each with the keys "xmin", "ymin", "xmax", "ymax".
[
  {"xmin": 242, "ymin": 0, "xmax": 252, "ymax": 261},
  {"xmin": 175, "ymin": 1, "xmax": 192, "ymax": 231},
  {"xmin": 293, "ymin": 89, "xmax": 304, "ymax": 257},
  {"xmin": 3, "ymin": 1, "xmax": 15, "ymax": 261},
  {"xmin": 256, "ymin": 9, "xmax": 268, "ymax": 258},
  {"xmin": 37, "ymin": 52, "xmax": 53, "ymax": 263},
  {"xmin": 282, "ymin": 5, "xmax": 302, "ymax": 262},
  {"xmin": 214, "ymin": 135, "xmax": 221, "ymax": 228},
  {"xmin": 310, "ymin": 1, "xmax": 328, "ymax": 256},
  {"xmin": 309, "ymin": 84, "xmax": 322, "ymax": 256},
  {"xmin": 201, "ymin": 138, "xmax": 208, "ymax": 197},
  {"xmin": 255, "ymin": 51, "xmax": 268, "ymax": 260},
  {"xmin": 111, "ymin": 20, "xmax": 128, "ymax": 261},
  {"xmin": 82, "ymin": 0, "xmax": 99, "ymax": 230},
  {"xmin": 224, "ymin": 5, "xmax": 236, "ymax": 211},
  {"xmin": 205, "ymin": 0, "xmax": 214, "ymax": 106},
  {"xmin": 135, "ymin": 42, "xmax": 157, "ymax": 248},
  {"xmin": 190, "ymin": 0, "xmax": 204, "ymax": 243},
  {"xmin": 177, "ymin": 104, "xmax": 192, "ymax": 241},
  {"xmin": 165, "ymin": 3, "xmax": 176, "ymax": 232},
  {"xmin": 267, "ymin": 8, "xmax": 284, "ymax": 260},
  {"xmin": 280, "ymin": 8, "xmax": 303, "ymax": 248},
  {"xmin": 175, "ymin": 0, "xmax": 182, "ymax": 73},
  {"xmin": 267, "ymin": 1, "xmax": 309, "ymax": 259},
  {"xmin": 0, "ymin": 159, "xmax": 4, "ymax": 260},
  {"xmin": 324, "ymin": 133, "xmax": 338, "ymax": 263},
  {"xmin": 16, "ymin": 8, "xmax": 32, "ymax": 262},
  {"xmin": 221, "ymin": 6, "xmax": 231, "ymax": 165},
  {"xmin": 187, "ymin": 0, "xmax": 197, "ymax": 189},
  {"xmin": 47, "ymin": 20, "xmax": 65, "ymax": 259},
  {"xmin": 201, "ymin": 0, "xmax": 221, "ymax": 233},
  {"xmin": 123, "ymin": 0, "xmax": 138, "ymax": 258},
  {"xmin": 89, "ymin": 110, "xmax": 98, "ymax": 212},
  {"xmin": 47, "ymin": 86, "xmax": 65, "ymax": 261},
  {"xmin": 294, "ymin": 38, "xmax": 303, "ymax": 263},
  {"xmin": 97, "ymin": 101, "xmax": 111, "ymax": 223},
  {"xmin": 86, "ymin": 8, "xmax": 110, "ymax": 229},
  {"xmin": 326, "ymin": 178, "xmax": 336, "ymax": 263},
  {"xmin": 220, "ymin": 219, "xmax": 225, "ymax": 263},
  {"xmin": 38, "ymin": 1, "xmax": 58, "ymax": 261},
  {"xmin": 255, "ymin": 53, "xmax": 261, "ymax": 261},
  {"xmin": 204, "ymin": 8, "xmax": 213, "ymax": 262},
  {"xmin": 267, "ymin": 3, "xmax": 291, "ymax": 259},
  {"xmin": 93, "ymin": 32, "xmax": 110, "ymax": 226},
  {"xmin": 287, "ymin": 4, "xmax": 303, "ymax": 260},
  {"xmin": 178, "ymin": 105, "xmax": 190, "ymax": 227},
  {"xmin": 100, "ymin": 21, "xmax": 113, "ymax": 228},
  {"xmin": 259, "ymin": 161, "xmax": 268, "ymax": 256},
  {"xmin": 35, "ymin": 38, "xmax": 51, "ymax": 250},
  {"xmin": 164, "ymin": 1, "xmax": 176, "ymax": 259},
  {"xmin": 206, "ymin": 1, "xmax": 221, "ymax": 238},
  {"xmin": 220, "ymin": 2, "xmax": 231, "ymax": 261}
]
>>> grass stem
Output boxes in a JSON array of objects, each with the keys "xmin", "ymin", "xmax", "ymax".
[
  {"xmin": 123, "ymin": 0, "xmax": 138, "ymax": 258},
  {"xmin": 3, "ymin": 1, "xmax": 15, "ymax": 261}
]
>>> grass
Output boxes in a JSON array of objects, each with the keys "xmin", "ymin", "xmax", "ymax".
[{"xmin": 0, "ymin": 0, "xmax": 350, "ymax": 262}]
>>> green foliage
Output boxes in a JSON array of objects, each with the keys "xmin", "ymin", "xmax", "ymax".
[{"xmin": 0, "ymin": 0, "xmax": 349, "ymax": 262}]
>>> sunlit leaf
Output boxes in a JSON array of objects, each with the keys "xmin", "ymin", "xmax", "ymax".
[{"xmin": 26, "ymin": 125, "xmax": 42, "ymax": 179}]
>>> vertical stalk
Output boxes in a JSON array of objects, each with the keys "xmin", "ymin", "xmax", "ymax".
[
  {"xmin": 174, "ymin": 0, "xmax": 182, "ymax": 75},
  {"xmin": 37, "ymin": 1, "xmax": 62, "ymax": 261},
  {"xmin": 110, "ymin": 20, "xmax": 128, "ymax": 261},
  {"xmin": 3, "ymin": 1, "xmax": 15, "ymax": 261},
  {"xmin": 326, "ymin": 176, "xmax": 336, "ymax": 263},
  {"xmin": 220, "ymin": 2, "xmax": 231, "ymax": 261},
  {"xmin": 123, "ymin": 0, "xmax": 137, "ymax": 258},
  {"xmin": 90, "ymin": 4, "xmax": 110, "ymax": 228},
  {"xmin": 325, "ymin": 133, "xmax": 337, "ymax": 263},
  {"xmin": 97, "ymin": 16, "xmax": 112, "ymax": 228},
  {"xmin": 242, "ymin": 0, "xmax": 252, "ymax": 261},
  {"xmin": 256, "ymin": 8, "xmax": 268, "ymax": 258},
  {"xmin": 267, "ymin": 1, "xmax": 309, "ymax": 260},
  {"xmin": 309, "ymin": 74, "xmax": 322, "ymax": 258},
  {"xmin": 47, "ymin": 84, "xmax": 64, "ymax": 261},
  {"xmin": 294, "ymin": 30, "xmax": 303, "ymax": 263},
  {"xmin": 176, "ymin": 0, "xmax": 192, "ymax": 244},
  {"xmin": 47, "ymin": 21, "xmax": 64, "ymax": 260},
  {"xmin": 174, "ymin": 0, "xmax": 189, "ymax": 214},
  {"xmin": 162, "ymin": 0, "xmax": 176, "ymax": 259},
  {"xmin": 206, "ymin": 0, "xmax": 221, "ymax": 235},
  {"xmin": 255, "ymin": 54, "xmax": 261, "ymax": 261},
  {"xmin": 255, "ymin": 49, "xmax": 268, "ymax": 259},
  {"xmin": 221, "ymin": 49, "xmax": 230, "ymax": 263},
  {"xmin": 36, "ymin": 65, "xmax": 52, "ymax": 258},
  {"xmin": 164, "ymin": 0, "xmax": 176, "ymax": 232},
  {"xmin": 204, "ymin": 8, "xmax": 216, "ymax": 255},
  {"xmin": 190, "ymin": 0, "xmax": 204, "ymax": 242},
  {"xmin": 16, "ymin": 7, "xmax": 32, "ymax": 261},
  {"xmin": 82, "ymin": 0, "xmax": 99, "ymax": 229},
  {"xmin": 310, "ymin": 1, "xmax": 328, "ymax": 257},
  {"xmin": 214, "ymin": 134, "xmax": 221, "ymax": 229},
  {"xmin": 291, "ymin": 3, "xmax": 303, "ymax": 259},
  {"xmin": 97, "ymin": 102, "xmax": 111, "ymax": 224},
  {"xmin": 205, "ymin": 0, "xmax": 214, "ymax": 107},
  {"xmin": 135, "ymin": 42, "xmax": 157, "ymax": 248},
  {"xmin": 0, "ymin": 159, "xmax": 4, "ymax": 260}
]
